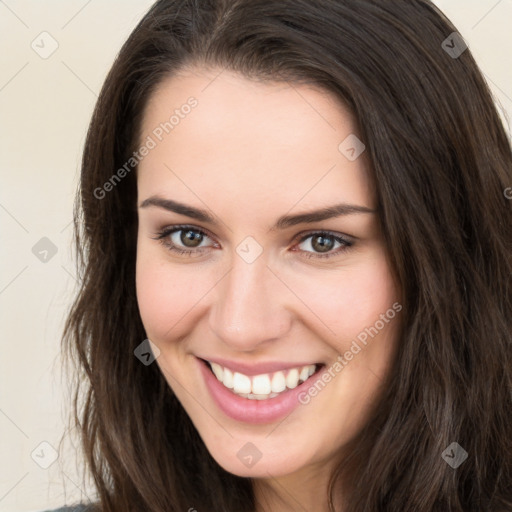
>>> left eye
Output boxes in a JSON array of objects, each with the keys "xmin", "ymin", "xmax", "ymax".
[
  {"xmin": 152, "ymin": 226, "xmax": 353, "ymax": 260},
  {"xmin": 295, "ymin": 232, "xmax": 352, "ymax": 259}
]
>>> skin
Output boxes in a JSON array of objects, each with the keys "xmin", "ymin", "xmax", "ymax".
[{"xmin": 135, "ymin": 67, "xmax": 402, "ymax": 511}]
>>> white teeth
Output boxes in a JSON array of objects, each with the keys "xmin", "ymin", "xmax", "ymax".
[
  {"xmin": 208, "ymin": 360, "xmax": 319, "ymax": 399},
  {"xmin": 271, "ymin": 371, "xmax": 286, "ymax": 393},
  {"xmin": 233, "ymin": 372, "xmax": 252, "ymax": 394},
  {"xmin": 223, "ymin": 367, "xmax": 234, "ymax": 389},
  {"xmin": 299, "ymin": 366, "xmax": 310, "ymax": 382},
  {"xmin": 211, "ymin": 362, "xmax": 224, "ymax": 381},
  {"xmin": 252, "ymin": 374, "xmax": 271, "ymax": 395},
  {"xmin": 286, "ymin": 368, "xmax": 299, "ymax": 389},
  {"xmin": 246, "ymin": 392, "xmax": 279, "ymax": 400}
]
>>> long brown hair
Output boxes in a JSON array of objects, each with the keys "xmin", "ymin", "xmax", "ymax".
[{"xmin": 62, "ymin": 0, "xmax": 512, "ymax": 510}]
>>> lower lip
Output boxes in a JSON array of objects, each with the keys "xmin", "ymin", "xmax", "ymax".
[{"xmin": 197, "ymin": 357, "xmax": 322, "ymax": 424}]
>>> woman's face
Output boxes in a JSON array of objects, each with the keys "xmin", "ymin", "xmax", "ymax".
[{"xmin": 136, "ymin": 67, "xmax": 401, "ymax": 482}]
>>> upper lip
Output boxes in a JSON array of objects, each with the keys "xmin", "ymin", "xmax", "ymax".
[{"xmin": 199, "ymin": 356, "xmax": 322, "ymax": 376}]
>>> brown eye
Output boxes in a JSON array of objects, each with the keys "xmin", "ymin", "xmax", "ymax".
[
  {"xmin": 296, "ymin": 232, "xmax": 353, "ymax": 260},
  {"xmin": 152, "ymin": 225, "xmax": 215, "ymax": 256},
  {"xmin": 153, "ymin": 226, "xmax": 353, "ymax": 260},
  {"xmin": 310, "ymin": 234, "xmax": 336, "ymax": 253},
  {"xmin": 181, "ymin": 229, "xmax": 204, "ymax": 248}
]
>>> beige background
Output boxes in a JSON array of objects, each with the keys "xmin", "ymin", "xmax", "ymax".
[{"xmin": 1, "ymin": 1, "xmax": 511, "ymax": 511}]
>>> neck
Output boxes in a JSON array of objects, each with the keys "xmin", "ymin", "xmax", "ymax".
[{"xmin": 252, "ymin": 463, "xmax": 344, "ymax": 512}]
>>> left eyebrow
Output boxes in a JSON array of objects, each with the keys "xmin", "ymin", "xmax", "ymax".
[
  {"xmin": 271, "ymin": 203, "xmax": 376, "ymax": 231},
  {"xmin": 138, "ymin": 195, "xmax": 376, "ymax": 231}
]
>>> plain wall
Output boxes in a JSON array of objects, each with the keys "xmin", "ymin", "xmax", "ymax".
[{"xmin": 1, "ymin": 1, "xmax": 511, "ymax": 510}]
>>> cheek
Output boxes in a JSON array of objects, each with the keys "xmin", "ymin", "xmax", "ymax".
[
  {"xmin": 135, "ymin": 242, "xmax": 207, "ymax": 340},
  {"xmin": 289, "ymin": 252, "xmax": 399, "ymax": 342}
]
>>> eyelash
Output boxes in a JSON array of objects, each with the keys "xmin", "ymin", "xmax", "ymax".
[{"xmin": 152, "ymin": 224, "xmax": 354, "ymax": 260}]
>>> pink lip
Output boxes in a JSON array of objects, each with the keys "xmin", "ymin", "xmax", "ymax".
[
  {"xmin": 197, "ymin": 357, "xmax": 322, "ymax": 424},
  {"xmin": 199, "ymin": 356, "xmax": 320, "ymax": 376}
]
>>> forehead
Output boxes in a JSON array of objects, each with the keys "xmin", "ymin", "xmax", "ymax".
[{"xmin": 137, "ymin": 67, "xmax": 374, "ymax": 216}]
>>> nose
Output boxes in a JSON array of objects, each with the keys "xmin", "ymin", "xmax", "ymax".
[{"xmin": 208, "ymin": 251, "xmax": 293, "ymax": 352}]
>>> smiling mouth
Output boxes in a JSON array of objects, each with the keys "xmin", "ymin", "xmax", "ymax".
[{"xmin": 201, "ymin": 359, "xmax": 324, "ymax": 400}]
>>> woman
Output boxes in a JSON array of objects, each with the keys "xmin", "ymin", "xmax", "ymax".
[{"xmin": 56, "ymin": 0, "xmax": 512, "ymax": 510}]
